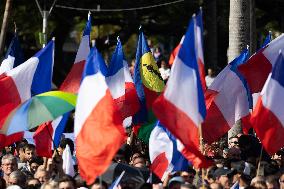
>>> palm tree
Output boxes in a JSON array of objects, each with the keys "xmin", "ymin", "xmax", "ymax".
[{"xmin": 227, "ymin": 0, "xmax": 250, "ymax": 138}]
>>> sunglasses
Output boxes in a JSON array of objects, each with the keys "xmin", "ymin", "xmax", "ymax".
[{"xmin": 230, "ymin": 141, "xmax": 239, "ymax": 144}]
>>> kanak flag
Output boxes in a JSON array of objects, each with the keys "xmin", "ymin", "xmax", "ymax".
[
  {"xmin": 60, "ymin": 12, "xmax": 91, "ymax": 93},
  {"xmin": 0, "ymin": 40, "xmax": 54, "ymax": 148},
  {"xmin": 153, "ymin": 15, "xmax": 210, "ymax": 168},
  {"xmin": 75, "ymin": 46, "xmax": 125, "ymax": 185},
  {"xmin": 251, "ymin": 52, "xmax": 284, "ymax": 155},
  {"xmin": 104, "ymin": 38, "xmax": 139, "ymax": 120},
  {"xmin": 149, "ymin": 121, "xmax": 190, "ymax": 180},
  {"xmin": 202, "ymin": 48, "xmax": 251, "ymax": 143}
]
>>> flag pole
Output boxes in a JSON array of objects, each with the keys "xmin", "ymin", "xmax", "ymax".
[
  {"xmin": 194, "ymin": 11, "xmax": 206, "ymax": 188},
  {"xmin": 256, "ymin": 146, "xmax": 263, "ymax": 176}
]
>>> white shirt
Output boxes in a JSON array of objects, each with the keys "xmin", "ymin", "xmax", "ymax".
[
  {"xmin": 205, "ymin": 75, "xmax": 215, "ymax": 87},
  {"xmin": 159, "ymin": 67, "xmax": 170, "ymax": 81}
]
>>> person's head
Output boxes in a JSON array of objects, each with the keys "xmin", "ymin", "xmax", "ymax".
[
  {"xmin": 90, "ymin": 178, "xmax": 108, "ymax": 189},
  {"xmin": 26, "ymin": 178, "xmax": 40, "ymax": 188},
  {"xmin": 210, "ymin": 182, "xmax": 222, "ymax": 189},
  {"xmin": 251, "ymin": 176, "xmax": 266, "ymax": 186},
  {"xmin": 206, "ymin": 166, "xmax": 218, "ymax": 184},
  {"xmin": 214, "ymin": 168, "xmax": 233, "ymax": 189},
  {"xmin": 1, "ymin": 154, "xmax": 18, "ymax": 176},
  {"xmin": 58, "ymin": 175, "xmax": 76, "ymax": 189},
  {"xmin": 266, "ymin": 175, "xmax": 279, "ymax": 189},
  {"xmin": 132, "ymin": 156, "xmax": 146, "ymax": 168},
  {"xmin": 208, "ymin": 68, "xmax": 214, "ymax": 76},
  {"xmin": 168, "ymin": 176, "xmax": 184, "ymax": 189},
  {"xmin": 58, "ymin": 138, "xmax": 74, "ymax": 156},
  {"xmin": 74, "ymin": 174, "xmax": 87, "ymax": 188},
  {"xmin": 8, "ymin": 170, "xmax": 26, "ymax": 188},
  {"xmin": 41, "ymin": 180, "xmax": 58, "ymax": 189},
  {"xmin": 180, "ymin": 168, "xmax": 196, "ymax": 184},
  {"xmin": 16, "ymin": 140, "xmax": 28, "ymax": 162},
  {"xmin": 181, "ymin": 183, "xmax": 196, "ymax": 189},
  {"xmin": 23, "ymin": 144, "xmax": 36, "ymax": 163},
  {"xmin": 279, "ymin": 173, "xmax": 284, "ymax": 189},
  {"xmin": 160, "ymin": 60, "xmax": 168, "ymax": 69},
  {"xmin": 227, "ymin": 147, "xmax": 241, "ymax": 160},
  {"xmin": 30, "ymin": 157, "xmax": 43, "ymax": 175},
  {"xmin": 34, "ymin": 169, "xmax": 50, "ymax": 185},
  {"xmin": 228, "ymin": 136, "xmax": 239, "ymax": 148}
]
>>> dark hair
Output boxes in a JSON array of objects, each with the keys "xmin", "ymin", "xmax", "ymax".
[
  {"xmin": 181, "ymin": 183, "xmax": 197, "ymax": 189},
  {"xmin": 58, "ymin": 175, "xmax": 76, "ymax": 188},
  {"xmin": 23, "ymin": 144, "xmax": 35, "ymax": 153},
  {"xmin": 30, "ymin": 156, "xmax": 43, "ymax": 165},
  {"xmin": 90, "ymin": 178, "xmax": 108, "ymax": 189},
  {"xmin": 59, "ymin": 138, "xmax": 74, "ymax": 155}
]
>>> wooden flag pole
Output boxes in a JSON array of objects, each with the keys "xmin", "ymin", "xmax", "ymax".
[
  {"xmin": 256, "ymin": 146, "xmax": 263, "ymax": 177},
  {"xmin": 199, "ymin": 123, "xmax": 205, "ymax": 189}
]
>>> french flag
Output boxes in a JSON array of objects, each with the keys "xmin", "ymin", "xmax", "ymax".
[
  {"xmin": 194, "ymin": 9, "xmax": 206, "ymax": 91},
  {"xmin": 149, "ymin": 122, "xmax": 189, "ymax": 180},
  {"xmin": 238, "ymin": 34, "xmax": 284, "ymax": 104},
  {"xmin": 0, "ymin": 40, "xmax": 54, "ymax": 148},
  {"xmin": 60, "ymin": 12, "xmax": 91, "ymax": 93},
  {"xmin": 33, "ymin": 113, "xmax": 69, "ymax": 158},
  {"xmin": 168, "ymin": 9, "xmax": 206, "ymax": 91},
  {"xmin": 153, "ymin": 16, "xmax": 210, "ymax": 168},
  {"xmin": 75, "ymin": 46, "xmax": 126, "ymax": 185},
  {"xmin": 168, "ymin": 36, "xmax": 184, "ymax": 66},
  {"xmin": 104, "ymin": 38, "xmax": 140, "ymax": 120},
  {"xmin": 202, "ymin": 48, "xmax": 251, "ymax": 143},
  {"xmin": 250, "ymin": 51, "xmax": 284, "ymax": 155},
  {"xmin": 0, "ymin": 32, "xmax": 24, "ymax": 74}
]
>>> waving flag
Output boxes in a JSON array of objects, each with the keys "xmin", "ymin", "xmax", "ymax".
[
  {"xmin": 194, "ymin": 9, "xmax": 206, "ymax": 91},
  {"xmin": 168, "ymin": 36, "xmax": 184, "ymax": 66},
  {"xmin": 60, "ymin": 12, "xmax": 91, "ymax": 93},
  {"xmin": 33, "ymin": 113, "xmax": 69, "ymax": 157},
  {"xmin": 133, "ymin": 30, "xmax": 165, "ymax": 142},
  {"xmin": 75, "ymin": 46, "xmax": 125, "ymax": 185},
  {"xmin": 0, "ymin": 40, "xmax": 54, "ymax": 148},
  {"xmin": 250, "ymin": 52, "xmax": 284, "ymax": 155},
  {"xmin": 104, "ymin": 38, "xmax": 139, "ymax": 120},
  {"xmin": 238, "ymin": 34, "xmax": 284, "ymax": 99},
  {"xmin": 0, "ymin": 33, "xmax": 24, "ymax": 74},
  {"xmin": 153, "ymin": 16, "xmax": 210, "ymax": 168},
  {"xmin": 202, "ymin": 48, "xmax": 251, "ymax": 143},
  {"xmin": 149, "ymin": 122, "xmax": 189, "ymax": 180},
  {"xmin": 168, "ymin": 9, "xmax": 206, "ymax": 91}
]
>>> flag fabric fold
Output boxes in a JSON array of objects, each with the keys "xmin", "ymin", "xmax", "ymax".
[
  {"xmin": 149, "ymin": 122, "xmax": 189, "ymax": 180},
  {"xmin": 0, "ymin": 33, "xmax": 24, "ymax": 74},
  {"xmin": 153, "ymin": 16, "xmax": 210, "ymax": 168},
  {"xmin": 62, "ymin": 144, "xmax": 75, "ymax": 177},
  {"xmin": 104, "ymin": 38, "xmax": 140, "ymax": 120},
  {"xmin": 194, "ymin": 9, "xmax": 206, "ymax": 91},
  {"xmin": 250, "ymin": 52, "xmax": 284, "ymax": 155},
  {"xmin": 33, "ymin": 113, "xmax": 69, "ymax": 157},
  {"xmin": 0, "ymin": 40, "xmax": 54, "ymax": 148},
  {"xmin": 133, "ymin": 30, "xmax": 165, "ymax": 143},
  {"xmin": 202, "ymin": 48, "xmax": 251, "ymax": 143},
  {"xmin": 60, "ymin": 13, "xmax": 91, "ymax": 93},
  {"xmin": 75, "ymin": 46, "xmax": 126, "ymax": 185}
]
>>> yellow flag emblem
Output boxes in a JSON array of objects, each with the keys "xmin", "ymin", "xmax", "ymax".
[{"xmin": 140, "ymin": 52, "xmax": 165, "ymax": 92}]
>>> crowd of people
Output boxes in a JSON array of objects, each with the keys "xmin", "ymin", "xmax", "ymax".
[{"xmin": 0, "ymin": 130, "xmax": 283, "ymax": 189}]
